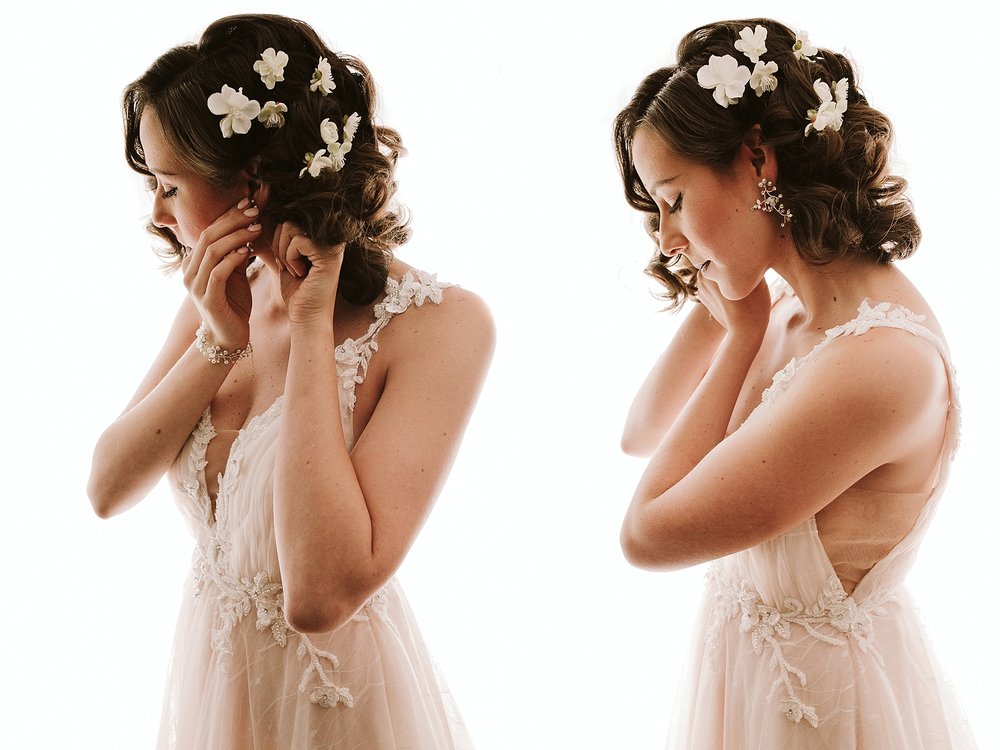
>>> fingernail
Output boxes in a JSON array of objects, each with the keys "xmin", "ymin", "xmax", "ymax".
[
  {"xmin": 238, "ymin": 244, "xmax": 251, "ymax": 254},
  {"xmin": 237, "ymin": 198, "xmax": 250, "ymax": 210},
  {"xmin": 243, "ymin": 206, "xmax": 259, "ymax": 217},
  {"xmin": 248, "ymin": 222, "xmax": 262, "ymax": 231}
]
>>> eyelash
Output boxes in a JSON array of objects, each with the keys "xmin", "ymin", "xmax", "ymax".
[
  {"xmin": 144, "ymin": 176, "xmax": 177, "ymax": 199},
  {"xmin": 667, "ymin": 193, "xmax": 683, "ymax": 215}
]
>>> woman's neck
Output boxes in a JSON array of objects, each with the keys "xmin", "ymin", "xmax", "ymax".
[{"xmin": 772, "ymin": 250, "xmax": 903, "ymax": 332}]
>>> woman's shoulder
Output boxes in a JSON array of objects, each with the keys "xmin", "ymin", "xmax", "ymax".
[
  {"xmin": 379, "ymin": 260, "xmax": 495, "ymax": 358},
  {"xmin": 765, "ymin": 269, "xmax": 953, "ymax": 416}
]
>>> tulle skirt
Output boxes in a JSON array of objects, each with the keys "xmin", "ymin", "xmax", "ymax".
[
  {"xmin": 157, "ymin": 577, "xmax": 472, "ymax": 750},
  {"xmin": 666, "ymin": 584, "xmax": 978, "ymax": 749}
]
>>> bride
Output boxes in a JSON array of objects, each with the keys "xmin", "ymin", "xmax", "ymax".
[
  {"xmin": 88, "ymin": 13, "xmax": 492, "ymax": 749},
  {"xmin": 615, "ymin": 17, "xmax": 978, "ymax": 748}
]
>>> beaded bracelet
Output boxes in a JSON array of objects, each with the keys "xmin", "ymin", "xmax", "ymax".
[{"xmin": 195, "ymin": 324, "xmax": 253, "ymax": 365}]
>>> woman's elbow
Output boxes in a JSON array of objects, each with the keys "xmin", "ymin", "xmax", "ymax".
[
  {"xmin": 285, "ymin": 600, "xmax": 350, "ymax": 634},
  {"xmin": 621, "ymin": 523, "xmax": 656, "ymax": 569},
  {"xmin": 86, "ymin": 463, "xmax": 144, "ymax": 519},
  {"xmin": 620, "ymin": 517, "xmax": 688, "ymax": 571},
  {"xmin": 283, "ymin": 580, "xmax": 373, "ymax": 634},
  {"xmin": 88, "ymin": 440, "xmax": 130, "ymax": 519},
  {"xmin": 620, "ymin": 431, "xmax": 655, "ymax": 458},
  {"xmin": 87, "ymin": 473, "xmax": 122, "ymax": 519}
]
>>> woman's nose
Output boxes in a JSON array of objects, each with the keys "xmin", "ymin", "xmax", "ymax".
[
  {"xmin": 658, "ymin": 221, "xmax": 687, "ymax": 258},
  {"xmin": 151, "ymin": 194, "xmax": 174, "ymax": 229}
]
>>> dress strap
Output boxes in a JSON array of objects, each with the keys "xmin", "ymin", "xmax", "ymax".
[
  {"xmin": 334, "ymin": 270, "xmax": 452, "ymax": 413},
  {"xmin": 749, "ymin": 300, "xmax": 960, "ymax": 447}
]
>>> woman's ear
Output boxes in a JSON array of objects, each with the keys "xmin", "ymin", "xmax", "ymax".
[
  {"xmin": 251, "ymin": 180, "xmax": 271, "ymax": 208},
  {"xmin": 240, "ymin": 158, "xmax": 271, "ymax": 207},
  {"xmin": 737, "ymin": 125, "xmax": 778, "ymax": 183}
]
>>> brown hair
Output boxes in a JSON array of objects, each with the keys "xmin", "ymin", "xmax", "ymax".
[
  {"xmin": 614, "ymin": 18, "xmax": 920, "ymax": 309},
  {"xmin": 123, "ymin": 14, "xmax": 408, "ymax": 305}
]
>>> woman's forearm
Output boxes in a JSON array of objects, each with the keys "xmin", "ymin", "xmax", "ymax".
[
  {"xmin": 88, "ymin": 341, "xmax": 236, "ymax": 518},
  {"xmin": 273, "ymin": 320, "xmax": 376, "ymax": 632},
  {"xmin": 622, "ymin": 304, "xmax": 725, "ymax": 456},
  {"xmin": 622, "ymin": 331, "xmax": 763, "ymax": 564}
]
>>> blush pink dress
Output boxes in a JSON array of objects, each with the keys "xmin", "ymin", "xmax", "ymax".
[
  {"xmin": 666, "ymin": 297, "xmax": 979, "ymax": 749},
  {"xmin": 159, "ymin": 270, "xmax": 472, "ymax": 749}
]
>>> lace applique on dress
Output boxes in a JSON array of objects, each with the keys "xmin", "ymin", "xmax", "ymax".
[
  {"xmin": 336, "ymin": 270, "xmax": 451, "ymax": 411},
  {"xmin": 351, "ymin": 587, "xmax": 398, "ymax": 634},
  {"xmin": 180, "ymin": 410, "xmax": 216, "ymax": 528},
  {"xmin": 705, "ymin": 564, "xmax": 897, "ymax": 727},
  {"xmin": 192, "ymin": 534, "xmax": 394, "ymax": 709}
]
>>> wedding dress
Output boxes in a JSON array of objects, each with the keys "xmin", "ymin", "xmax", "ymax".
[
  {"xmin": 158, "ymin": 269, "xmax": 472, "ymax": 749},
  {"xmin": 666, "ymin": 296, "xmax": 978, "ymax": 749}
]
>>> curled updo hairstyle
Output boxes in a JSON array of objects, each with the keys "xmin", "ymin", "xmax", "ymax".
[
  {"xmin": 614, "ymin": 18, "xmax": 920, "ymax": 309},
  {"xmin": 123, "ymin": 14, "xmax": 408, "ymax": 305}
]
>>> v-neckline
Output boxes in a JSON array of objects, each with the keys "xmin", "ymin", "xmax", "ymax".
[{"xmin": 201, "ymin": 394, "xmax": 285, "ymax": 526}]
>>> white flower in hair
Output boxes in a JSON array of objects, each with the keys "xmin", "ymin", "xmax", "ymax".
[
  {"xmin": 804, "ymin": 78, "xmax": 849, "ymax": 135},
  {"xmin": 310, "ymin": 57, "xmax": 336, "ymax": 95},
  {"xmin": 206, "ymin": 85, "xmax": 261, "ymax": 138},
  {"xmin": 734, "ymin": 25, "xmax": 768, "ymax": 63},
  {"xmin": 318, "ymin": 113, "xmax": 360, "ymax": 172},
  {"xmin": 258, "ymin": 101, "xmax": 288, "ymax": 129},
  {"xmin": 253, "ymin": 48, "xmax": 288, "ymax": 90},
  {"xmin": 832, "ymin": 77, "xmax": 849, "ymax": 103},
  {"xmin": 319, "ymin": 117, "xmax": 340, "ymax": 146},
  {"xmin": 697, "ymin": 54, "xmax": 751, "ymax": 108},
  {"xmin": 342, "ymin": 112, "xmax": 361, "ymax": 142},
  {"xmin": 792, "ymin": 30, "xmax": 818, "ymax": 60},
  {"xmin": 749, "ymin": 60, "xmax": 779, "ymax": 96},
  {"xmin": 326, "ymin": 140, "xmax": 353, "ymax": 172},
  {"xmin": 300, "ymin": 149, "xmax": 335, "ymax": 178}
]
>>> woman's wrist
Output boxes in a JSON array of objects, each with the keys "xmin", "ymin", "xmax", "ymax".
[
  {"xmin": 288, "ymin": 315, "xmax": 335, "ymax": 338},
  {"xmin": 720, "ymin": 326, "xmax": 766, "ymax": 357},
  {"xmin": 195, "ymin": 323, "xmax": 251, "ymax": 365}
]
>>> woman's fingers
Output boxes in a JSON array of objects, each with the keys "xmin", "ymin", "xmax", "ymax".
[
  {"xmin": 271, "ymin": 222, "xmax": 290, "ymax": 274},
  {"xmin": 273, "ymin": 221, "xmax": 311, "ymax": 278},
  {"xmin": 203, "ymin": 246, "xmax": 252, "ymax": 309},
  {"xmin": 188, "ymin": 226, "xmax": 262, "ymax": 300},
  {"xmin": 285, "ymin": 235, "xmax": 311, "ymax": 278},
  {"xmin": 183, "ymin": 199, "xmax": 261, "ymax": 294}
]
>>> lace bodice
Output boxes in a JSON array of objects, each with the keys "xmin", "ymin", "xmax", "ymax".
[
  {"xmin": 167, "ymin": 268, "xmax": 452, "ymax": 710},
  {"xmin": 706, "ymin": 295, "xmax": 960, "ymax": 729}
]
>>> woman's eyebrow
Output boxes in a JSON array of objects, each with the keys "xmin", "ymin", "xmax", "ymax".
[
  {"xmin": 649, "ymin": 174, "xmax": 681, "ymax": 190},
  {"xmin": 146, "ymin": 164, "xmax": 180, "ymax": 177}
]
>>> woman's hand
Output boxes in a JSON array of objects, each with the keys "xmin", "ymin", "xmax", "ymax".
[
  {"xmin": 180, "ymin": 199, "xmax": 262, "ymax": 349},
  {"xmin": 696, "ymin": 274, "xmax": 771, "ymax": 342},
  {"xmin": 272, "ymin": 221, "xmax": 346, "ymax": 327}
]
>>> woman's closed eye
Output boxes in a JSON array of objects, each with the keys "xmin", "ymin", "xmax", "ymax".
[
  {"xmin": 144, "ymin": 175, "xmax": 178, "ymax": 199},
  {"xmin": 667, "ymin": 193, "xmax": 683, "ymax": 215}
]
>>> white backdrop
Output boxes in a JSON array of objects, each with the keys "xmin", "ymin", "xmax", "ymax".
[{"xmin": 2, "ymin": 1, "xmax": 995, "ymax": 748}]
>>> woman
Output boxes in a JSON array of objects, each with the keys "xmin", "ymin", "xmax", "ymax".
[
  {"xmin": 614, "ymin": 18, "xmax": 977, "ymax": 748},
  {"xmin": 87, "ymin": 14, "xmax": 492, "ymax": 749}
]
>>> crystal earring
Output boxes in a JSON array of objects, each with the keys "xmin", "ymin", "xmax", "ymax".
[{"xmin": 752, "ymin": 179, "xmax": 793, "ymax": 227}]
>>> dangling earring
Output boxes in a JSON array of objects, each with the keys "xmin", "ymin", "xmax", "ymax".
[{"xmin": 752, "ymin": 179, "xmax": 792, "ymax": 227}]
